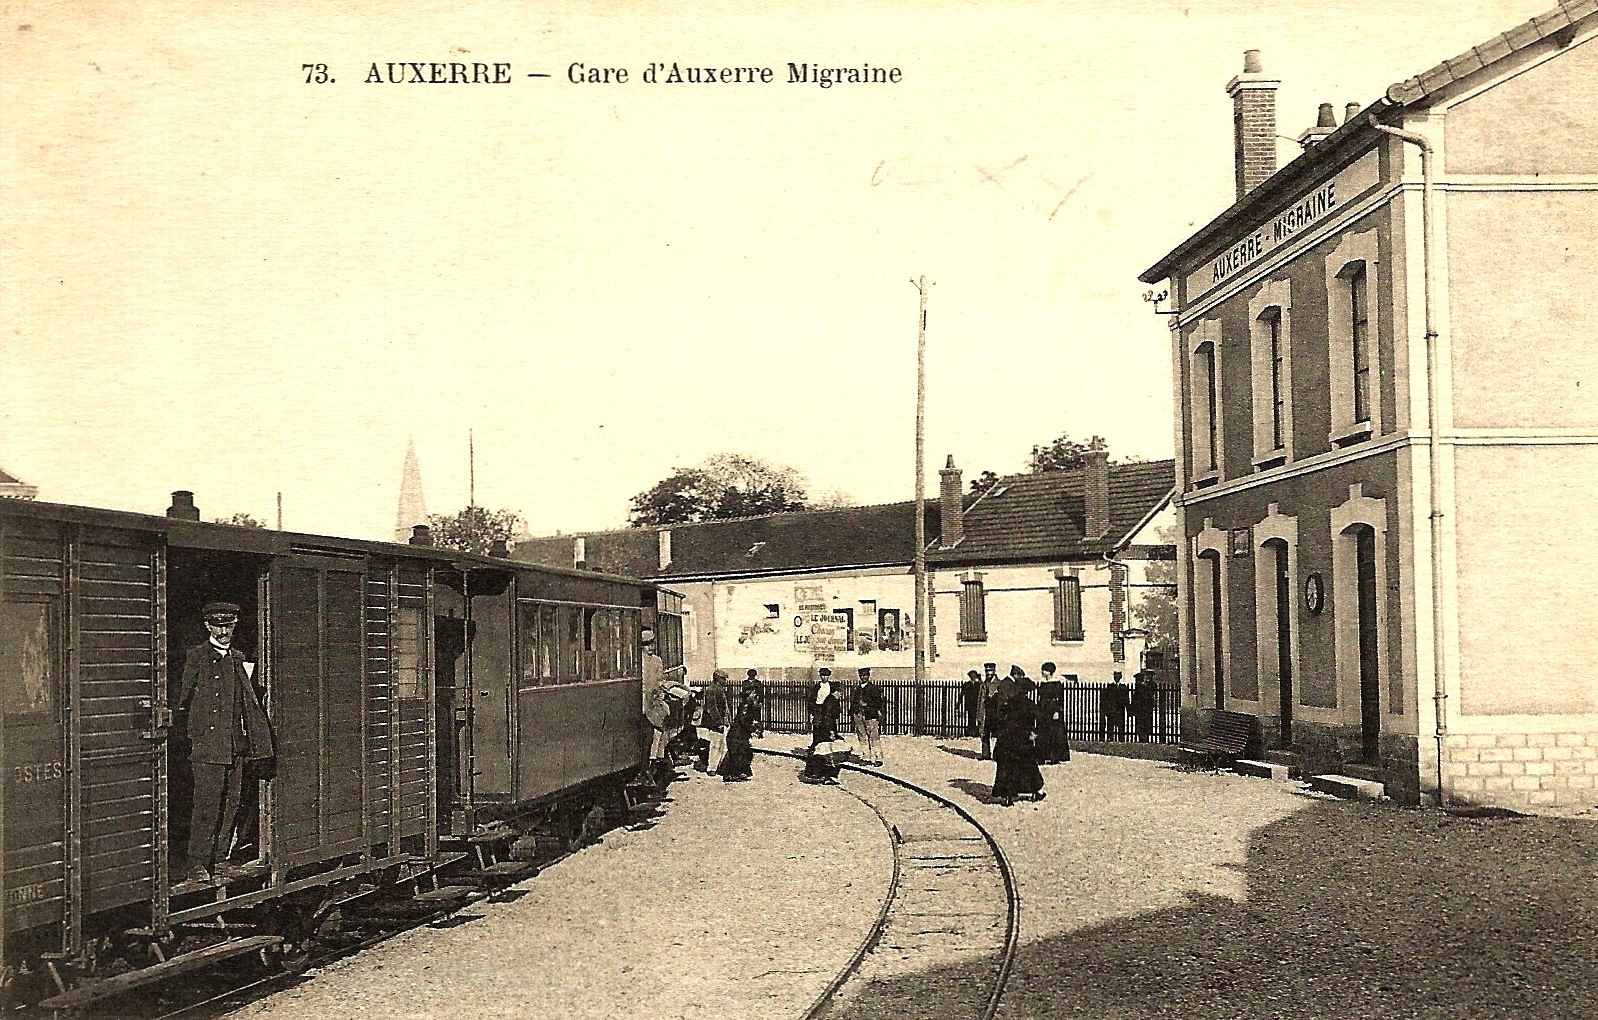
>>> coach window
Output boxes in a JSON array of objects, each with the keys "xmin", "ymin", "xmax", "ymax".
[
  {"xmin": 537, "ymin": 605, "xmax": 559, "ymax": 685},
  {"xmin": 561, "ymin": 605, "xmax": 583, "ymax": 684},
  {"xmin": 394, "ymin": 605, "xmax": 424, "ymax": 699},
  {"xmin": 621, "ymin": 610, "xmax": 640, "ymax": 677}
]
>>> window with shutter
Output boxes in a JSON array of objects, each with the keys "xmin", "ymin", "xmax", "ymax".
[
  {"xmin": 958, "ymin": 577, "xmax": 986, "ymax": 642},
  {"xmin": 1052, "ymin": 575, "xmax": 1083, "ymax": 642}
]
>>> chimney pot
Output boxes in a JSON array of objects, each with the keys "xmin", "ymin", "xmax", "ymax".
[
  {"xmin": 1344, "ymin": 101, "xmax": 1361, "ymax": 123},
  {"xmin": 1316, "ymin": 102, "xmax": 1337, "ymax": 128},
  {"xmin": 409, "ymin": 524, "xmax": 433, "ymax": 546},
  {"xmin": 937, "ymin": 455, "xmax": 965, "ymax": 550},
  {"xmin": 573, "ymin": 536, "xmax": 586, "ymax": 569},
  {"xmin": 167, "ymin": 490, "xmax": 200, "ymax": 521},
  {"xmin": 1083, "ymin": 451, "xmax": 1111, "ymax": 539},
  {"xmin": 1227, "ymin": 50, "xmax": 1280, "ymax": 199},
  {"xmin": 1297, "ymin": 102, "xmax": 1339, "ymax": 147}
]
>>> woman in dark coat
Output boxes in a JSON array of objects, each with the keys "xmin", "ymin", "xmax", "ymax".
[
  {"xmin": 717, "ymin": 685, "xmax": 759, "ymax": 782},
  {"xmin": 1034, "ymin": 662, "xmax": 1071, "ymax": 764},
  {"xmin": 991, "ymin": 667, "xmax": 1046, "ymax": 806},
  {"xmin": 800, "ymin": 678, "xmax": 843, "ymax": 784}
]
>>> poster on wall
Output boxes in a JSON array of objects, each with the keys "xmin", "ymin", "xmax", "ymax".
[{"xmin": 878, "ymin": 608, "xmax": 902, "ymax": 652}]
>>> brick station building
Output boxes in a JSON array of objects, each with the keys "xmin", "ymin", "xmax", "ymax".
[{"xmin": 1140, "ymin": 2, "xmax": 1598, "ymax": 809}]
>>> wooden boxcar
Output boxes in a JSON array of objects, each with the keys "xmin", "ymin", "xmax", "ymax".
[{"xmin": 0, "ymin": 496, "xmax": 667, "ymax": 1001}]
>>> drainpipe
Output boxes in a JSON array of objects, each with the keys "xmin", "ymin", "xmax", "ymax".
[{"xmin": 1371, "ymin": 117, "xmax": 1448, "ymax": 806}]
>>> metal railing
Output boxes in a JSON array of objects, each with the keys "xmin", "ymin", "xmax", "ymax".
[{"xmin": 756, "ymin": 679, "xmax": 1182, "ymax": 744}]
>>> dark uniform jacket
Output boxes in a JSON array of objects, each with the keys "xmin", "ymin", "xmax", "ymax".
[{"xmin": 179, "ymin": 643, "xmax": 274, "ymax": 764}]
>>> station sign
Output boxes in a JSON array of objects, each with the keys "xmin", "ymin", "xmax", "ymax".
[{"xmin": 1186, "ymin": 149, "xmax": 1379, "ymax": 302}]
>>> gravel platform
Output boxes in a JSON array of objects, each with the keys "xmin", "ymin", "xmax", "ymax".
[
  {"xmin": 232, "ymin": 762, "xmax": 890, "ymax": 1020},
  {"xmin": 754, "ymin": 733, "xmax": 1598, "ymax": 1020}
]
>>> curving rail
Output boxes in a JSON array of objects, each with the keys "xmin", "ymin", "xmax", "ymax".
[{"xmin": 758, "ymin": 749, "xmax": 1021, "ymax": 1020}]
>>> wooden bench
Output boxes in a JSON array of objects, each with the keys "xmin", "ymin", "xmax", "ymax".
[{"xmin": 1178, "ymin": 710, "xmax": 1258, "ymax": 771}]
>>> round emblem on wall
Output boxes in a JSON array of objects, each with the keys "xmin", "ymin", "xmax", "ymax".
[{"xmin": 1304, "ymin": 572, "xmax": 1325, "ymax": 615}]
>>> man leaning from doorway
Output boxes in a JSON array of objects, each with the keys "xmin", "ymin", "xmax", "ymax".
[{"xmin": 176, "ymin": 602, "xmax": 274, "ymax": 889}]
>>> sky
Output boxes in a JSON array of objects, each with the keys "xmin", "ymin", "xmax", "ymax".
[{"xmin": 2, "ymin": 0, "xmax": 1555, "ymax": 540}]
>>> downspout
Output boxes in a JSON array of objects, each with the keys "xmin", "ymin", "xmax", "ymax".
[{"xmin": 1371, "ymin": 117, "xmax": 1448, "ymax": 806}]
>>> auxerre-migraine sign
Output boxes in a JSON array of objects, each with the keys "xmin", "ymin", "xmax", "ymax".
[
  {"xmin": 793, "ymin": 584, "xmax": 847, "ymax": 661},
  {"xmin": 1186, "ymin": 150, "xmax": 1380, "ymax": 302}
]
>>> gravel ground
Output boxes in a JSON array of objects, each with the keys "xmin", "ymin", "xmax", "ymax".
[
  {"xmin": 755, "ymin": 734, "xmax": 1598, "ymax": 1020},
  {"xmin": 232, "ymin": 738, "xmax": 1598, "ymax": 1020},
  {"xmin": 232, "ymin": 762, "xmax": 890, "ymax": 1020}
]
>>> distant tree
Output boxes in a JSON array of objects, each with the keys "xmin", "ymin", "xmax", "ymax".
[
  {"xmin": 428, "ymin": 505, "xmax": 525, "ymax": 556},
  {"xmin": 969, "ymin": 470, "xmax": 1001, "ymax": 496},
  {"xmin": 213, "ymin": 512, "xmax": 266, "ymax": 529},
  {"xmin": 1029, "ymin": 432, "xmax": 1108, "ymax": 473},
  {"xmin": 1132, "ymin": 526, "xmax": 1179, "ymax": 655},
  {"xmin": 629, "ymin": 453, "xmax": 809, "ymax": 527}
]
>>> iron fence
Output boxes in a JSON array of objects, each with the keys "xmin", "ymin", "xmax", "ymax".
[{"xmin": 755, "ymin": 679, "xmax": 1181, "ymax": 744}]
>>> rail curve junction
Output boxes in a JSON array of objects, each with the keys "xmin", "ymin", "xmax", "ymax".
[{"xmin": 763, "ymin": 751, "xmax": 1022, "ymax": 1020}]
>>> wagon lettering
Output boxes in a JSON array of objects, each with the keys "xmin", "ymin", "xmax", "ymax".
[
  {"xmin": 3, "ymin": 881, "xmax": 55, "ymax": 907},
  {"xmin": 9, "ymin": 760, "xmax": 64, "ymax": 785}
]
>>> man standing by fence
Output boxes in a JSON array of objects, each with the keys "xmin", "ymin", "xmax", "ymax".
[
  {"xmin": 1100, "ymin": 671, "xmax": 1130, "ymax": 741},
  {"xmin": 980, "ymin": 662, "xmax": 1001, "ymax": 760},
  {"xmin": 851, "ymin": 667, "xmax": 885, "ymax": 766},
  {"xmin": 1131, "ymin": 670, "xmax": 1157, "ymax": 743}
]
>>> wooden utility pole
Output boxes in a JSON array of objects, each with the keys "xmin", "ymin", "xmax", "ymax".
[
  {"xmin": 469, "ymin": 429, "xmax": 476, "ymax": 507},
  {"xmin": 912, "ymin": 276, "xmax": 931, "ymax": 734}
]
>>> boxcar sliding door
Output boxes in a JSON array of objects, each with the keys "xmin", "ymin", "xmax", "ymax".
[{"xmin": 270, "ymin": 552, "xmax": 367, "ymax": 869}]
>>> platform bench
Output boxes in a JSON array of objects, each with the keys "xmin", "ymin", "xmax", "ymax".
[{"xmin": 1178, "ymin": 710, "xmax": 1259, "ymax": 771}]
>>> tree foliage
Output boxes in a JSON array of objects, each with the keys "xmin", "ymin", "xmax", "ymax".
[
  {"xmin": 629, "ymin": 454, "xmax": 809, "ymax": 527},
  {"xmin": 1029, "ymin": 432, "xmax": 1108, "ymax": 472},
  {"xmin": 1132, "ymin": 527, "xmax": 1179, "ymax": 654},
  {"xmin": 213, "ymin": 513, "xmax": 266, "ymax": 529},
  {"xmin": 428, "ymin": 505, "xmax": 525, "ymax": 556}
]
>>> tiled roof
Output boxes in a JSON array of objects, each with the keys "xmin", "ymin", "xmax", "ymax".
[
  {"xmin": 927, "ymin": 460, "xmax": 1175, "ymax": 567},
  {"xmin": 0, "ymin": 467, "xmax": 19, "ymax": 484},
  {"xmin": 1142, "ymin": 1, "xmax": 1598, "ymax": 284},
  {"xmin": 513, "ymin": 499, "xmax": 945, "ymax": 580}
]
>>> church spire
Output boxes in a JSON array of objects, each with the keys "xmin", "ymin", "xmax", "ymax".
[{"xmin": 395, "ymin": 438, "xmax": 428, "ymax": 543}]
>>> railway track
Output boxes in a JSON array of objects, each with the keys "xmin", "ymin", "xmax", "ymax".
[{"xmin": 761, "ymin": 750, "xmax": 1021, "ymax": 1020}]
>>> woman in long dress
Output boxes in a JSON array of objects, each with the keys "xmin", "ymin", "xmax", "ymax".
[
  {"xmin": 800, "ymin": 677, "xmax": 843, "ymax": 784},
  {"xmin": 717, "ymin": 685, "xmax": 758, "ymax": 782},
  {"xmin": 991, "ymin": 667, "xmax": 1046, "ymax": 806},
  {"xmin": 1034, "ymin": 663, "xmax": 1071, "ymax": 765}
]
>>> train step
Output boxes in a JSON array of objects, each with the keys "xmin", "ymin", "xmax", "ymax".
[
  {"xmin": 38, "ymin": 936, "xmax": 283, "ymax": 1011},
  {"xmin": 411, "ymin": 885, "xmax": 480, "ymax": 905},
  {"xmin": 455, "ymin": 861, "xmax": 538, "ymax": 885}
]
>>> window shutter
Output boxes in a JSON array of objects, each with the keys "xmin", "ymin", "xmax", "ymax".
[
  {"xmin": 1052, "ymin": 575, "xmax": 1083, "ymax": 642},
  {"xmin": 958, "ymin": 577, "xmax": 987, "ymax": 642}
]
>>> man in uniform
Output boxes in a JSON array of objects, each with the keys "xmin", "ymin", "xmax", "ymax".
[{"xmin": 176, "ymin": 602, "xmax": 274, "ymax": 888}]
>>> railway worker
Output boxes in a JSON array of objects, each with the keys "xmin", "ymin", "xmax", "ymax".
[
  {"xmin": 1034, "ymin": 663, "xmax": 1071, "ymax": 765},
  {"xmin": 850, "ymin": 666, "xmax": 885, "ymax": 766},
  {"xmin": 1131, "ymin": 670, "xmax": 1158, "ymax": 743},
  {"xmin": 1100, "ymin": 671, "xmax": 1130, "ymax": 741},
  {"xmin": 809, "ymin": 666, "xmax": 834, "ymax": 745},
  {"xmin": 642, "ymin": 628, "xmax": 686, "ymax": 785},
  {"xmin": 176, "ymin": 602, "xmax": 274, "ymax": 888}
]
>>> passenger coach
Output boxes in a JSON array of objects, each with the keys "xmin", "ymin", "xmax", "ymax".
[{"xmin": 0, "ymin": 492, "xmax": 677, "ymax": 1003}]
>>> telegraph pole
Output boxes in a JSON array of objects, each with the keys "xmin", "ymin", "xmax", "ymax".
[
  {"xmin": 911, "ymin": 276, "xmax": 931, "ymax": 733},
  {"xmin": 469, "ymin": 429, "xmax": 476, "ymax": 507}
]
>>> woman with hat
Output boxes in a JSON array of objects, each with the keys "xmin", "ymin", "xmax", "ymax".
[
  {"xmin": 991, "ymin": 665, "xmax": 1045, "ymax": 806},
  {"xmin": 799, "ymin": 670, "xmax": 843, "ymax": 784},
  {"xmin": 717, "ymin": 680, "xmax": 759, "ymax": 782}
]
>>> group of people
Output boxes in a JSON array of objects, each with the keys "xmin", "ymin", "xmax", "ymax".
[
  {"xmin": 1096, "ymin": 670, "xmax": 1164, "ymax": 742},
  {"xmin": 798, "ymin": 666, "xmax": 886, "ymax": 785},
  {"xmin": 960, "ymin": 663, "xmax": 1061, "ymax": 807},
  {"xmin": 642, "ymin": 629, "xmax": 765, "ymax": 784}
]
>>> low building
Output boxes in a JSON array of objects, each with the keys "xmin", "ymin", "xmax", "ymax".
[
  {"xmin": 1140, "ymin": 1, "xmax": 1598, "ymax": 809},
  {"xmin": 928, "ymin": 453, "xmax": 1176, "ymax": 682},
  {"xmin": 0, "ymin": 467, "xmax": 38, "ymax": 500},
  {"xmin": 514, "ymin": 456, "xmax": 1176, "ymax": 687}
]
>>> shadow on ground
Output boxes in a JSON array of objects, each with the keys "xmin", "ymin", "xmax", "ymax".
[
  {"xmin": 855, "ymin": 800, "xmax": 1598, "ymax": 1019},
  {"xmin": 948, "ymin": 777, "xmax": 998, "ymax": 804},
  {"xmin": 937, "ymin": 743, "xmax": 984, "ymax": 760}
]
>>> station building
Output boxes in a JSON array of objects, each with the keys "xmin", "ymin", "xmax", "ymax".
[
  {"xmin": 1140, "ymin": 0, "xmax": 1598, "ymax": 809},
  {"xmin": 513, "ymin": 455, "xmax": 1174, "ymax": 687}
]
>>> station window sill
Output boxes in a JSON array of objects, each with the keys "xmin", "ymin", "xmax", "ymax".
[
  {"xmin": 1331, "ymin": 421, "xmax": 1374, "ymax": 447},
  {"xmin": 1252, "ymin": 450, "xmax": 1288, "ymax": 472},
  {"xmin": 1191, "ymin": 470, "xmax": 1221, "ymax": 490}
]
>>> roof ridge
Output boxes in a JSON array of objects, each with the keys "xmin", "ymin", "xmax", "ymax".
[{"xmin": 523, "ymin": 496, "xmax": 938, "ymax": 543}]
